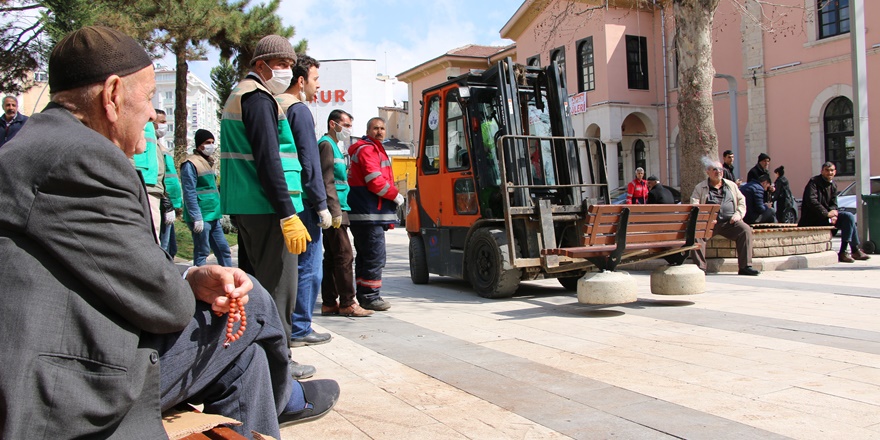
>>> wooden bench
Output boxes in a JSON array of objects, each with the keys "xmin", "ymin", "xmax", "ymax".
[{"xmin": 542, "ymin": 204, "xmax": 720, "ymax": 271}]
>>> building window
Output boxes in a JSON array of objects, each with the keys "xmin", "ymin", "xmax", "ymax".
[
  {"xmin": 818, "ymin": 0, "xmax": 850, "ymax": 39},
  {"xmin": 634, "ymin": 139, "xmax": 647, "ymax": 172},
  {"xmin": 165, "ymin": 91, "xmax": 172, "ymax": 100},
  {"xmin": 526, "ymin": 55, "xmax": 541, "ymax": 68},
  {"xmin": 576, "ymin": 37, "xmax": 595, "ymax": 92},
  {"xmin": 625, "ymin": 35, "xmax": 649, "ymax": 90},
  {"xmin": 823, "ymin": 96, "xmax": 854, "ymax": 176},
  {"xmin": 550, "ymin": 46, "xmax": 566, "ymax": 80},
  {"xmin": 617, "ymin": 142, "xmax": 624, "ymax": 188}
]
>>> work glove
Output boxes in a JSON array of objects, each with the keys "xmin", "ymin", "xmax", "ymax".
[
  {"xmin": 393, "ymin": 193, "xmax": 405, "ymax": 206},
  {"xmin": 331, "ymin": 216, "xmax": 342, "ymax": 229},
  {"xmin": 281, "ymin": 214, "xmax": 311, "ymax": 254},
  {"xmin": 164, "ymin": 211, "xmax": 175, "ymax": 225},
  {"xmin": 318, "ymin": 209, "xmax": 332, "ymax": 229},
  {"xmin": 193, "ymin": 220, "xmax": 204, "ymax": 233}
]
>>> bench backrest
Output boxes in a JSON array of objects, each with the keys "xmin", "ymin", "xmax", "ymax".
[{"xmin": 584, "ymin": 204, "xmax": 719, "ymax": 246}]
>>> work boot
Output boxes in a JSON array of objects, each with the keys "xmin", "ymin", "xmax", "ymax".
[
  {"xmin": 290, "ymin": 360, "xmax": 316, "ymax": 380},
  {"xmin": 838, "ymin": 252, "xmax": 855, "ymax": 263},
  {"xmin": 852, "ymin": 249, "xmax": 871, "ymax": 261},
  {"xmin": 290, "ymin": 330, "xmax": 332, "ymax": 347},
  {"xmin": 361, "ymin": 298, "xmax": 390, "ymax": 311},
  {"xmin": 338, "ymin": 303, "xmax": 374, "ymax": 317}
]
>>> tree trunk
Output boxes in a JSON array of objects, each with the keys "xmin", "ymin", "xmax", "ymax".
[
  {"xmin": 173, "ymin": 41, "xmax": 189, "ymax": 167},
  {"xmin": 673, "ymin": 0, "xmax": 720, "ymax": 199}
]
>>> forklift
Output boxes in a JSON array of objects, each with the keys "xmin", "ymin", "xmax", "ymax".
[{"xmin": 405, "ymin": 57, "xmax": 610, "ymax": 298}]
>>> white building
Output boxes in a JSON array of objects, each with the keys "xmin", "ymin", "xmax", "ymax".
[
  {"xmin": 306, "ymin": 59, "xmax": 402, "ymax": 141},
  {"xmin": 152, "ymin": 67, "xmax": 220, "ymax": 151}
]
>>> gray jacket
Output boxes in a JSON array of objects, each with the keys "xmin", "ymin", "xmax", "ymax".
[
  {"xmin": 690, "ymin": 177, "xmax": 747, "ymax": 221},
  {"xmin": 0, "ymin": 104, "xmax": 194, "ymax": 439}
]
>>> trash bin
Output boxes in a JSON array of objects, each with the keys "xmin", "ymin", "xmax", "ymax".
[{"xmin": 862, "ymin": 194, "xmax": 880, "ymax": 254}]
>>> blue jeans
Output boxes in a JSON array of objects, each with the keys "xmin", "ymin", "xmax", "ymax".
[
  {"xmin": 188, "ymin": 219, "xmax": 233, "ymax": 267},
  {"xmin": 159, "ymin": 221, "xmax": 177, "ymax": 258},
  {"xmin": 291, "ymin": 208, "xmax": 323, "ymax": 339},
  {"xmin": 836, "ymin": 211, "xmax": 861, "ymax": 253}
]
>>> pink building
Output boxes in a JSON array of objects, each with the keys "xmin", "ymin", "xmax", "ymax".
[{"xmin": 399, "ymin": 0, "xmax": 879, "ymax": 194}]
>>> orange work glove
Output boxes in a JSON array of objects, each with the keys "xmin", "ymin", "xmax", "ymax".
[{"xmin": 280, "ymin": 214, "xmax": 311, "ymax": 254}]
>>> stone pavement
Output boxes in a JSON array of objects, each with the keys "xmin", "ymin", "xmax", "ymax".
[{"xmin": 202, "ymin": 231, "xmax": 880, "ymax": 439}]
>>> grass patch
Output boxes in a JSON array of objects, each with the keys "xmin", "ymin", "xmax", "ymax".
[{"xmin": 173, "ymin": 219, "xmax": 238, "ymax": 261}]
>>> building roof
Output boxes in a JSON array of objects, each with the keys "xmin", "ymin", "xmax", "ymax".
[{"xmin": 396, "ymin": 43, "xmax": 516, "ymax": 82}]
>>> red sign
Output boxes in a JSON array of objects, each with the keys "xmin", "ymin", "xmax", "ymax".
[
  {"xmin": 310, "ymin": 90, "xmax": 347, "ymax": 104},
  {"xmin": 569, "ymin": 92, "xmax": 587, "ymax": 115}
]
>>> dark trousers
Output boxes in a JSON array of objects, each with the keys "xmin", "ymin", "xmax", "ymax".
[
  {"xmin": 237, "ymin": 214, "xmax": 299, "ymax": 343},
  {"xmin": 154, "ymin": 276, "xmax": 292, "ymax": 439},
  {"xmin": 350, "ymin": 224, "xmax": 387, "ymax": 303},
  {"xmin": 691, "ymin": 219, "xmax": 754, "ymax": 270},
  {"xmin": 322, "ymin": 224, "xmax": 356, "ymax": 308}
]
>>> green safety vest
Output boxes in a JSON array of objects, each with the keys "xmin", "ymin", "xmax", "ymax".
[
  {"xmin": 182, "ymin": 153, "xmax": 222, "ymax": 222},
  {"xmin": 220, "ymin": 79, "xmax": 303, "ymax": 214},
  {"xmin": 133, "ymin": 123, "xmax": 159, "ymax": 186},
  {"xmin": 162, "ymin": 148, "xmax": 183, "ymax": 209},
  {"xmin": 319, "ymin": 134, "xmax": 350, "ymax": 211}
]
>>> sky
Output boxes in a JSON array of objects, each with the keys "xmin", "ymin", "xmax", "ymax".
[{"xmin": 172, "ymin": 0, "xmax": 524, "ymax": 102}]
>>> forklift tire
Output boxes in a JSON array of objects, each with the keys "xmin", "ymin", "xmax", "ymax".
[
  {"xmin": 467, "ymin": 228, "xmax": 521, "ymax": 298},
  {"xmin": 409, "ymin": 236, "xmax": 429, "ymax": 284},
  {"xmin": 558, "ymin": 276, "xmax": 580, "ymax": 291}
]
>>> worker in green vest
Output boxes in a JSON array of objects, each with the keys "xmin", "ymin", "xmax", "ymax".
[
  {"xmin": 132, "ymin": 120, "xmax": 164, "ymax": 239},
  {"xmin": 181, "ymin": 129, "xmax": 232, "ymax": 267},
  {"xmin": 155, "ymin": 109, "xmax": 182, "ymax": 257}
]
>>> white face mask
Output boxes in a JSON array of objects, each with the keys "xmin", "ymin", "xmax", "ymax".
[
  {"xmin": 202, "ymin": 144, "xmax": 217, "ymax": 156},
  {"xmin": 336, "ymin": 124, "xmax": 351, "ymax": 143},
  {"xmin": 155, "ymin": 123, "xmax": 167, "ymax": 138},
  {"xmin": 262, "ymin": 65, "xmax": 293, "ymax": 95}
]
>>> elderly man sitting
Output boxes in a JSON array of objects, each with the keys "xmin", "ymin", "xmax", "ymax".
[{"xmin": 690, "ymin": 157, "xmax": 760, "ymax": 276}]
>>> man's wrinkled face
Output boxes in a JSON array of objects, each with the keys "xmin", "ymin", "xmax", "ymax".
[
  {"xmin": 706, "ymin": 162, "xmax": 724, "ymax": 181},
  {"xmin": 3, "ymin": 97, "xmax": 17, "ymax": 118},
  {"xmin": 115, "ymin": 66, "xmax": 157, "ymax": 157},
  {"xmin": 368, "ymin": 119, "xmax": 386, "ymax": 142},
  {"xmin": 760, "ymin": 158, "xmax": 770, "ymax": 170}
]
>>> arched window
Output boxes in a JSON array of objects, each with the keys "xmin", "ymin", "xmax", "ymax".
[
  {"xmin": 823, "ymin": 96, "xmax": 854, "ymax": 176},
  {"xmin": 550, "ymin": 47, "xmax": 566, "ymax": 82},
  {"xmin": 634, "ymin": 139, "xmax": 647, "ymax": 173},
  {"xmin": 617, "ymin": 142, "xmax": 624, "ymax": 188},
  {"xmin": 526, "ymin": 55, "xmax": 540, "ymax": 68},
  {"xmin": 576, "ymin": 37, "xmax": 594, "ymax": 92}
]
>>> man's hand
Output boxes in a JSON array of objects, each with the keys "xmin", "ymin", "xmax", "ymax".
[
  {"xmin": 394, "ymin": 193, "xmax": 405, "ymax": 206},
  {"xmin": 332, "ymin": 216, "xmax": 342, "ymax": 229},
  {"xmin": 193, "ymin": 220, "xmax": 204, "ymax": 233},
  {"xmin": 281, "ymin": 214, "xmax": 311, "ymax": 254},
  {"xmin": 730, "ymin": 213, "xmax": 742, "ymax": 224},
  {"xmin": 186, "ymin": 265, "xmax": 252, "ymax": 319},
  {"xmin": 164, "ymin": 211, "xmax": 175, "ymax": 225},
  {"xmin": 318, "ymin": 209, "xmax": 332, "ymax": 229}
]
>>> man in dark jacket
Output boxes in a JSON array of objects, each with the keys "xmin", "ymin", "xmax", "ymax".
[
  {"xmin": 646, "ymin": 175, "xmax": 674, "ymax": 204},
  {"xmin": 741, "ymin": 174, "xmax": 776, "ymax": 225},
  {"xmin": 799, "ymin": 162, "xmax": 870, "ymax": 262},
  {"xmin": 721, "ymin": 150, "xmax": 740, "ymax": 184},
  {"xmin": 747, "ymin": 152, "xmax": 775, "ymax": 203},
  {"xmin": 0, "ymin": 95, "xmax": 28, "ymax": 148}
]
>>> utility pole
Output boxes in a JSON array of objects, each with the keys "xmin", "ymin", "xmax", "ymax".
[{"xmin": 850, "ymin": 0, "xmax": 871, "ymax": 245}]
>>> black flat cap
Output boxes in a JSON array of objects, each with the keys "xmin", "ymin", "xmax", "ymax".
[{"xmin": 49, "ymin": 26, "xmax": 152, "ymax": 93}]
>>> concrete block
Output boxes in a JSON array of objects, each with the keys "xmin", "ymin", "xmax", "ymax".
[
  {"xmin": 650, "ymin": 265, "xmax": 705, "ymax": 295},
  {"xmin": 577, "ymin": 271, "xmax": 637, "ymax": 305}
]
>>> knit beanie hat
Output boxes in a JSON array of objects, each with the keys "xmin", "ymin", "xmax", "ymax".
[
  {"xmin": 49, "ymin": 26, "xmax": 152, "ymax": 93},
  {"xmin": 758, "ymin": 153, "xmax": 771, "ymax": 162},
  {"xmin": 250, "ymin": 35, "xmax": 297, "ymax": 66},
  {"xmin": 195, "ymin": 129, "xmax": 214, "ymax": 147}
]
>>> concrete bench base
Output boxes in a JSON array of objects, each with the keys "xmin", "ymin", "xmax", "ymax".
[
  {"xmin": 577, "ymin": 271, "xmax": 637, "ymax": 304},
  {"xmin": 650, "ymin": 264, "xmax": 705, "ymax": 295}
]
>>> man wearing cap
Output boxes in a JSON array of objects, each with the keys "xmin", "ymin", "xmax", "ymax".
[
  {"xmin": 276, "ymin": 54, "xmax": 334, "ymax": 346},
  {"xmin": 219, "ymin": 35, "xmax": 317, "ymax": 377},
  {"xmin": 181, "ymin": 128, "xmax": 233, "ymax": 266},
  {"xmin": 646, "ymin": 175, "xmax": 674, "ymax": 204},
  {"xmin": 0, "ymin": 26, "xmax": 338, "ymax": 439}
]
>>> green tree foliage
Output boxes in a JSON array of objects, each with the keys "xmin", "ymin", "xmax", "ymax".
[{"xmin": 210, "ymin": 57, "xmax": 237, "ymax": 120}]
